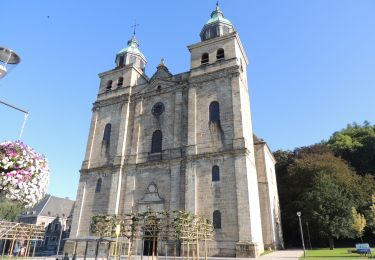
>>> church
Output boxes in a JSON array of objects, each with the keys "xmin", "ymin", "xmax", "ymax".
[{"xmin": 69, "ymin": 4, "xmax": 283, "ymax": 258}]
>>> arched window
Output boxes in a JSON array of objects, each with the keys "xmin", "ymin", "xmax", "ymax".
[
  {"xmin": 102, "ymin": 123, "xmax": 111, "ymax": 149},
  {"xmin": 212, "ymin": 165, "xmax": 220, "ymax": 182},
  {"xmin": 201, "ymin": 53, "xmax": 209, "ymax": 65},
  {"xmin": 213, "ymin": 210, "xmax": 221, "ymax": 229},
  {"xmin": 118, "ymin": 55, "xmax": 125, "ymax": 67},
  {"xmin": 95, "ymin": 178, "xmax": 102, "ymax": 193},
  {"xmin": 106, "ymin": 80, "xmax": 112, "ymax": 91},
  {"xmin": 151, "ymin": 130, "xmax": 162, "ymax": 153},
  {"xmin": 117, "ymin": 77, "xmax": 124, "ymax": 86},
  {"xmin": 209, "ymin": 101, "xmax": 220, "ymax": 123},
  {"xmin": 216, "ymin": 48, "xmax": 224, "ymax": 60}
]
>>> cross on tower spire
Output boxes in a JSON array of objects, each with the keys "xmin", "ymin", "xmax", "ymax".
[{"xmin": 131, "ymin": 20, "xmax": 140, "ymax": 36}]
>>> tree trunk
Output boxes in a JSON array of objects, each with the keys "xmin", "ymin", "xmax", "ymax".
[{"xmin": 328, "ymin": 237, "xmax": 334, "ymax": 250}]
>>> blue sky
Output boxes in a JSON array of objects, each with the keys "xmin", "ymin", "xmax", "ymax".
[{"xmin": 1, "ymin": 0, "xmax": 374, "ymax": 199}]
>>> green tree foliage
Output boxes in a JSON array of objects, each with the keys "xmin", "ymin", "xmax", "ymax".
[
  {"xmin": 328, "ymin": 121, "xmax": 375, "ymax": 175},
  {"xmin": 368, "ymin": 195, "xmax": 375, "ymax": 235},
  {"xmin": 274, "ymin": 144, "xmax": 369, "ymax": 248},
  {"xmin": 0, "ymin": 196, "xmax": 25, "ymax": 221},
  {"xmin": 302, "ymin": 174, "xmax": 356, "ymax": 249}
]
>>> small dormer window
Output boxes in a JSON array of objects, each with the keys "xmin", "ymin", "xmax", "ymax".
[
  {"xmin": 117, "ymin": 77, "xmax": 123, "ymax": 86},
  {"xmin": 201, "ymin": 53, "xmax": 209, "ymax": 65},
  {"xmin": 106, "ymin": 80, "xmax": 112, "ymax": 91},
  {"xmin": 216, "ymin": 48, "xmax": 224, "ymax": 60}
]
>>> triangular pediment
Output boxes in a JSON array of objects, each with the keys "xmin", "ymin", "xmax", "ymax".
[{"xmin": 150, "ymin": 65, "xmax": 172, "ymax": 82}]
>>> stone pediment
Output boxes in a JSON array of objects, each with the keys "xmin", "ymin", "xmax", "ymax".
[
  {"xmin": 150, "ymin": 59, "xmax": 172, "ymax": 82},
  {"xmin": 138, "ymin": 182, "xmax": 164, "ymax": 204}
]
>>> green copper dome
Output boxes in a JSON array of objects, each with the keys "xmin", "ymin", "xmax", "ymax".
[
  {"xmin": 206, "ymin": 4, "xmax": 232, "ymax": 25},
  {"xmin": 117, "ymin": 35, "xmax": 146, "ymax": 61},
  {"xmin": 200, "ymin": 3, "xmax": 235, "ymax": 41}
]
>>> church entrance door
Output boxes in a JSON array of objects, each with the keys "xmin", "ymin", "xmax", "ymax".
[{"xmin": 143, "ymin": 232, "xmax": 157, "ymax": 256}]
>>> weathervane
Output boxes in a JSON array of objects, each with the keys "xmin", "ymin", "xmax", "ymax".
[{"xmin": 131, "ymin": 20, "xmax": 140, "ymax": 36}]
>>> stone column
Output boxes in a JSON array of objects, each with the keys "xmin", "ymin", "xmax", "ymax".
[
  {"xmin": 185, "ymin": 161, "xmax": 197, "ymax": 213},
  {"xmin": 173, "ymin": 89, "xmax": 183, "ymax": 148},
  {"xmin": 234, "ymin": 154, "xmax": 264, "ymax": 257},
  {"xmin": 83, "ymin": 107, "xmax": 99, "ymax": 169},
  {"xmin": 170, "ymin": 162, "xmax": 181, "ymax": 211},
  {"xmin": 187, "ymin": 85, "xmax": 197, "ymax": 155},
  {"xmin": 69, "ymin": 180, "xmax": 86, "ymax": 238}
]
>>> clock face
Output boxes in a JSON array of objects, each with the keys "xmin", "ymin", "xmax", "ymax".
[{"xmin": 152, "ymin": 102, "xmax": 165, "ymax": 116}]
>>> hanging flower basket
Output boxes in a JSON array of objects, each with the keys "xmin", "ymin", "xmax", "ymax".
[{"xmin": 0, "ymin": 140, "xmax": 50, "ymax": 207}]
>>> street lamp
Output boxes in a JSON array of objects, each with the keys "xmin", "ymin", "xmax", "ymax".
[
  {"xmin": 56, "ymin": 216, "xmax": 66, "ymax": 259},
  {"xmin": 0, "ymin": 46, "xmax": 29, "ymax": 139},
  {"xmin": 297, "ymin": 212, "xmax": 306, "ymax": 258},
  {"xmin": 0, "ymin": 46, "xmax": 20, "ymax": 79}
]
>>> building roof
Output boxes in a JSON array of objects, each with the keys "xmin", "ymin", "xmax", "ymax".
[
  {"xmin": 117, "ymin": 35, "xmax": 146, "ymax": 61},
  {"xmin": 19, "ymin": 195, "xmax": 74, "ymax": 218},
  {"xmin": 206, "ymin": 4, "xmax": 232, "ymax": 26}
]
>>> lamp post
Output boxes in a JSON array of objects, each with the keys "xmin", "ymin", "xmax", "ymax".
[
  {"xmin": 0, "ymin": 46, "xmax": 29, "ymax": 139},
  {"xmin": 0, "ymin": 46, "xmax": 20, "ymax": 79},
  {"xmin": 56, "ymin": 217, "xmax": 66, "ymax": 259},
  {"xmin": 297, "ymin": 212, "xmax": 306, "ymax": 258}
]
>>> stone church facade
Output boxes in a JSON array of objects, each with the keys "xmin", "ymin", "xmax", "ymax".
[{"xmin": 69, "ymin": 4, "xmax": 283, "ymax": 258}]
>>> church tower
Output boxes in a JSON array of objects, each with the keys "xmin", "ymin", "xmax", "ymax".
[
  {"xmin": 69, "ymin": 4, "xmax": 283, "ymax": 258},
  {"xmin": 185, "ymin": 3, "xmax": 265, "ymax": 256}
]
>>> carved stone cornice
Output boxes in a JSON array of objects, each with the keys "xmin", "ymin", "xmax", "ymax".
[
  {"xmin": 189, "ymin": 66, "xmax": 240, "ymax": 85},
  {"xmin": 93, "ymin": 94, "xmax": 129, "ymax": 109},
  {"xmin": 130, "ymin": 84, "xmax": 187, "ymax": 102},
  {"xmin": 80, "ymin": 163, "xmax": 122, "ymax": 174}
]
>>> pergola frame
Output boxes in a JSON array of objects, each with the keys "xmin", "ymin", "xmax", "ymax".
[
  {"xmin": 86, "ymin": 210, "xmax": 214, "ymax": 260},
  {"xmin": 0, "ymin": 220, "xmax": 45, "ymax": 257}
]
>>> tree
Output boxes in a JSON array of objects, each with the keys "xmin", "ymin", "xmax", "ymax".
[
  {"xmin": 351, "ymin": 207, "xmax": 366, "ymax": 241},
  {"xmin": 368, "ymin": 195, "xmax": 375, "ymax": 235},
  {"xmin": 302, "ymin": 174, "xmax": 356, "ymax": 249},
  {"xmin": 328, "ymin": 122, "xmax": 375, "ymax": 175},
  {"xmin": 275, "ymin": 144, "xmax": 364, "ymax": 247},
  {"xmin": 0, "ymin": 196, "xmax": 25, "ymax": 221}
]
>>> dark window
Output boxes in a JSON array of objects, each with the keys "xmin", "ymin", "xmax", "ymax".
[
  {"xmin": 212, "ymin": 165, "xmax": 220, "ymax": 181},
  {"xmin": 106, "ymin": 80, "xmax": 112, "ymax": 91},
  {"xmin": 152, "ymin": 102, "xmax": 165, "ymax": 116},
  {"xmin": 201, "ymin": 53, "xmax": 209, "ymax": 64},
  {"xmin": 216, "ymin": 48, "xmax": 224, "ymax": 60},
  {"xmin": 102, "ymin": 123, "xmax": 111, "ymax": 150},
  {"xmin": 102, "ymin": 124, "xmax": 111, "ymax": 156},
  {"xmin": 157, "ymin": 85, "xmax": 161, "ymax": 91},
  {"xmin": 209, "ymin": 101, "xmax": 220, "ymax": 123},
  {"xmin": 118, "ymin": 55, "xmax": 125, "ymax": 67},
  {"xmin": 95, "ymin": 178, "xmax": 102, "ymax": 193},
  {"xmin": 117, "ymin": 77, "xmax": 124, "ymax": 86},
  {"xmin": 213, "ymin": 210, "xmax": 221, "ymax": 229},
  {"xmin": 151, "ymin": 130, "xmax": 162, "ymax": 153}
]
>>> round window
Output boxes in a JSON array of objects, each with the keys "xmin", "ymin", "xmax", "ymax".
[{"xmin": 152, "ymin": 102, "xmax": 165, "ymax": 116}]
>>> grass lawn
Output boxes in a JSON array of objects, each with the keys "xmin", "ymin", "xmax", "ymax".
[
  {"xmin": 301, "ymin": 248, "xmax": 372, "ymax": 259},
  {"xmin": 261, "ymin": 249, "xmax": 273, "ymax": 256}
]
